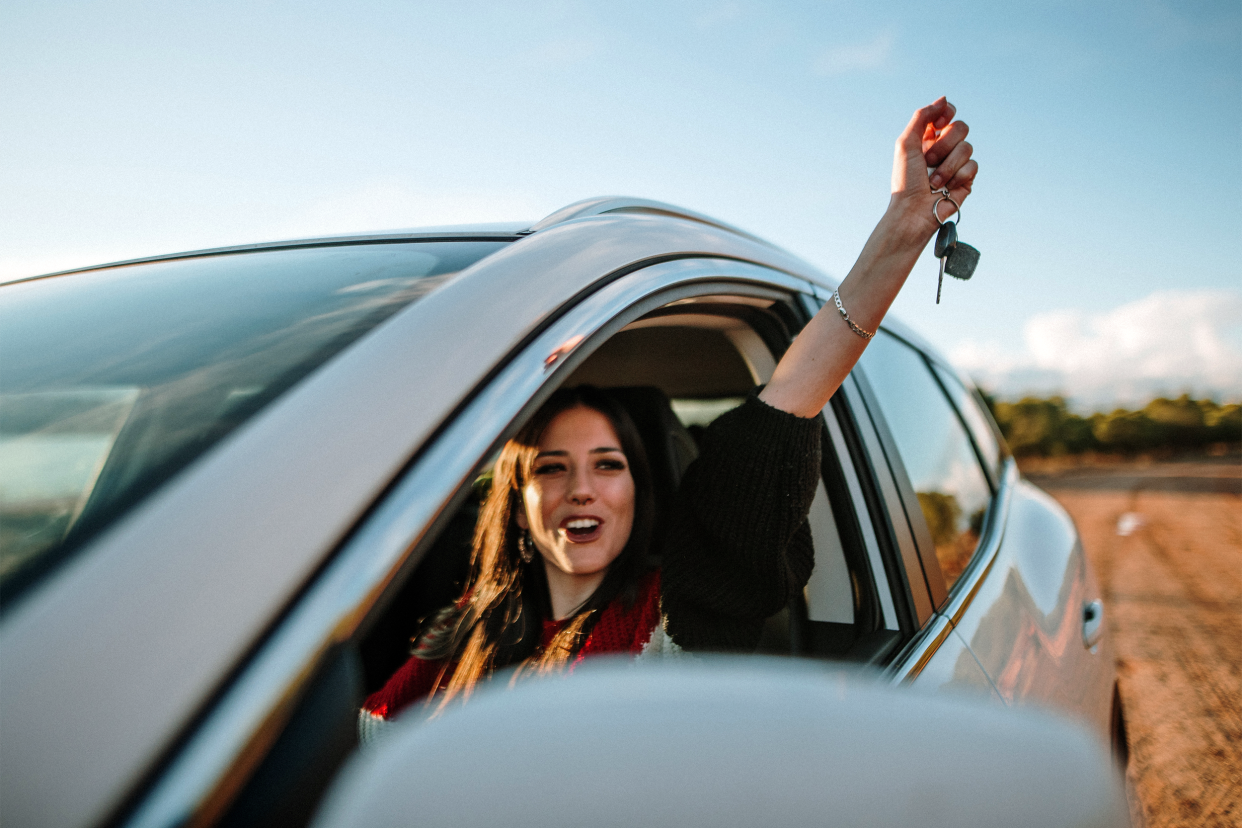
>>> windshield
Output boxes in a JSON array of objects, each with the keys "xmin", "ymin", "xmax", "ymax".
[{"xmin": 0, "ymin": 241, "xmax": 507, "ymax": 604}]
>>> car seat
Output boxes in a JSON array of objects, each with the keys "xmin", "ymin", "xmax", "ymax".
[{"xmin": 604, "ymin": 385, "xmax": 699, "ymax": 541}]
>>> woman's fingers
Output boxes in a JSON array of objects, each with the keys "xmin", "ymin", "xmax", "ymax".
[
  {"xmin": 935, "ymin": 161, "xmax": 979, "ymax": 220},
  {"xmin": 929, "ymin": 139, "xmax": 973, "ymax": 190},
  {"xmin": 924, "ymin": 119, "xmax": 969, "ymax": 168},
  {"xmin": 934, "ymin": 100, "xmax": 957, "ymax": 130},
  {"xmin": 946, "ymin": 158, "xmax": 978, "ymax": 195},
  {"xmin": 900, "ymin": 96, "xmax": 952, "ymax": 150}
]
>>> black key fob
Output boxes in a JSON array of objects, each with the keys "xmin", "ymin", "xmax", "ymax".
[
  {"xmin": 934, "ymin": 221, "xmax": 958, "ymax": 258},
  {"xmin": 945, "ymin": 242, "xmax": 979, "ymax": 280}
]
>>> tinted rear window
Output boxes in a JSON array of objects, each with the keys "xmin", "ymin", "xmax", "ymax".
[{"xmin": 0, "ymin": 241, "xmax": 506, "ymax": 604}]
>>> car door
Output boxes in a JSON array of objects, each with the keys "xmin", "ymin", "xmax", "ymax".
[
  {"xmin": 785, "ymin": 294, "xmax": 994, "ymax": 698},
  {"xmin": 843, "ymin": 328, "xmax": 1003, "ymax": 699},
  {"xmin": 112, "ymin": 254, "xmax": 879, "ymax": 826},
  {"xmin": 848, "ymin": 327, "xmax": 1114, "ymax": 731}
]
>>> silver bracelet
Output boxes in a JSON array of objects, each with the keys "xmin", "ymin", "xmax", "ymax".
[{"xmin": 832, "ymin": 290, "xmax": 875, "ymax": 340}]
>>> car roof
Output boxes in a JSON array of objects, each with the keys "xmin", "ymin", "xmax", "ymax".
[
  {"xmin": 11, "ymin": 193, "xmax": 941, "ymax": 365},
  {"xmin": 5, "ymin": 197, "xmax": 785, "ymax": 287}
]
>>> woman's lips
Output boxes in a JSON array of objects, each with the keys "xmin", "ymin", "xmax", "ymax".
[{"xmin": 560, "ymin": 516, "xmax": 603, "ymax": 543}]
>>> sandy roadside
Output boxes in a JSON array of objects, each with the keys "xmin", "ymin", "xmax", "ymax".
[{"xmin": 1028, "ymin": 461, "xmax": 1241, "ymax": 827}]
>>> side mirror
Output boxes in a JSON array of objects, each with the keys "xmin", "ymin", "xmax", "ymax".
[{"xmin": 313, "ymin": 658, "xmax": 1128, "ymax": 828}]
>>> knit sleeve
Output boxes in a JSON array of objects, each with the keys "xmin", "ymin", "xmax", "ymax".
[{"xmin": 660, "ymin": 391, "xmax": 821, "ymax": 651}]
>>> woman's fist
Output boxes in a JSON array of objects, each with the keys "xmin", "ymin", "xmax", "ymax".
[{"xmin": 891, "ymin": 97, "xmax": 977, "ymax": 233}]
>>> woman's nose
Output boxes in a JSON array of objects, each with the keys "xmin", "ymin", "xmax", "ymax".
[{"xmin": 566, "ymin": 470, "xmax": 595, "ymax": 505}]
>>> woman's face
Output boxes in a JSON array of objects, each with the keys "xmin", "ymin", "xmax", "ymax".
[{"xmin": 516, "ymin": 406, "xmax": 636, "ymax": 578}]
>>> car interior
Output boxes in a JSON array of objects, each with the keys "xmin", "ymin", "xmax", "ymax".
[
  {"xmin": 219, "ymin": 294, "xmax": 896, "ymax": 828},
  {"xmin": 358, "ymin": 297, "xmax": 891, "ymax": 692}
]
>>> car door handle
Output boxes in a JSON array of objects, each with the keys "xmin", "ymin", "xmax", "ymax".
[{"xmin": 1082, "ymin": 600, "xmax": 1104, "ymax": 649}]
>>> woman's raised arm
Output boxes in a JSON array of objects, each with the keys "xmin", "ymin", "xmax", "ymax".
[{"xmin": 758, "ymin": 97, "xmax": 978, "ymax": 419}]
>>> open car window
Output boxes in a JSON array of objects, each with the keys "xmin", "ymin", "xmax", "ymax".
[
  {"xmin": 357, "ymin": 294, "xmax": 887, "ymax": 698},
  {"xmin": 150, "ymin": 263, "xmax": 892, "ymax": 828}
]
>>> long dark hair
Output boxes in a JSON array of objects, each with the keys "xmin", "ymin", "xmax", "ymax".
[{"xmin": 431, "ymin": 385, "xmax": 655, "ymax": 705}]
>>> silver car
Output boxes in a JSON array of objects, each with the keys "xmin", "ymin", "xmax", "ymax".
[{"xmin": 0, "ymin": 197, "xmax": 1124, "ymax": 828}]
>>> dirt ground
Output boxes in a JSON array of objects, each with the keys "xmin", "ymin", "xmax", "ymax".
[{"xmin": 1026, "ymin": 458, "xmax": 1241, "ymax": 827}]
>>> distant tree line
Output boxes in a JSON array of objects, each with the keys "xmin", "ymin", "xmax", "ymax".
[{"xmin": 980, "ymin": 394, "xmax": 1242, "ymax": 457}]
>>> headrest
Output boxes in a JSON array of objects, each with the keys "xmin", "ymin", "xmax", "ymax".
[{"xmin": 605, "ymin": 386, "xmax": 699, "ymax": 515}]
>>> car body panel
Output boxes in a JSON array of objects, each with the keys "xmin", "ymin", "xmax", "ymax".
[
  {"xmin": 311, "ymin": 661, "xmax": 1128, "ymax": 828},
  {"xmin": 893, "ymin": 614, "xmax": 1002, "ymax": 701},
  {"xmin": 0, "ymin": 216, "xmax": 830, "ymax": 828},
  {"xmin": 948, "ymin": 477, "xmax": 1116, "ymax": 737}
]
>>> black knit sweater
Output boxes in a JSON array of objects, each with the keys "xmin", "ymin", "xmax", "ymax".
[{"xmin": 660, "ymin": 390, "xmax": 822, "ymax": 652}]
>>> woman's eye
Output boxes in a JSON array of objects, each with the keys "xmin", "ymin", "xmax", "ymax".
[
  {"xmin": 533, "ymin": 462, "xmax": 566, "ymax": 476},
  {"xmin": 597, "ymin": 458, "xmax": 627, "ymax": 471}
]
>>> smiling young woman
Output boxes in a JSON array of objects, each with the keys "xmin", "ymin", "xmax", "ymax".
[
  {"xmin": 515, "ymin": 405, "xmax": 638, "ymax": 619},
  {"xmin": 360, "ymin": 97, "xmax": 978, "ymax": 734}
]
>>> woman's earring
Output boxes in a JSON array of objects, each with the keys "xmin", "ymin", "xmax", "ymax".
[{"xmin": 518, "ymin": 530, "xmax": 534, "ymax": 564}]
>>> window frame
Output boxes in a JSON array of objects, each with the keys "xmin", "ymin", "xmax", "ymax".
[
  {"xmin": 848, "ymin": 329, "xmax": 1005, "ymax": 614},
  {"xmin": 120, "ymin": 257, "xmax": 853, "ymax": 828}
]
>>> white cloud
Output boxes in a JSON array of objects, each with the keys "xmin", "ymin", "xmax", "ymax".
[
  {"xmin": 951, "ymin": 289, "xmax": 1242, "ymax": 409},
  {"xmin": 813, "ymin": 33, "xmax": 893, "ymax": 75}
]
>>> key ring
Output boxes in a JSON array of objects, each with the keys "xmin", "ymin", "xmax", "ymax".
[{"xmin": 931, "ymin": 188, "xmax": 961, "ymax": 225}]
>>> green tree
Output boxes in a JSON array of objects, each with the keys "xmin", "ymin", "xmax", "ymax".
[
  {"xmin": 990, "ymin": 396, "xmax": 1098, "ymax": 457},
  {"xmin": 1143, "ymin": 395, "xmax": 1206, "ymax": 450},
  {"xmin": 1204, "ymin": 402, "xmax": 1242, "ymax": 445}
]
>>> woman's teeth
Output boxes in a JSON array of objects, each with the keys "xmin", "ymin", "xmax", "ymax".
[{"xmin": 565, "ymin": 518, "xmax": 600, "ymax": 535}]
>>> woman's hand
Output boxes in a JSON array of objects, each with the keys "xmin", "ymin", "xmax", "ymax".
[
  {"xmin": 890, "ymin": 97, "xmax": 977, "ymax": 241},
  {"xmin": 758, "ymin": 97, "xmax": 979, "ymax": 419}
]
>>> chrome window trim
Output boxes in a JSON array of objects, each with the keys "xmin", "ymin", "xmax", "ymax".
[
  {"xmin": 891, "ymin": 459, "xmax": 1017, "ymax": 685},
  {"xmin": 123, "ymin": 257, "xmax": 815, "ymax": 828},
  {"xmin": 890, "ymin": 614, "xmax": 955, "ymax": 685},
  {"xmin": 822, "ymin": 399, "xmax": 898, "ymax": 631},
  {"xmin": 839, "ymin": 372, "xmax": 935, "ymax": 626}
]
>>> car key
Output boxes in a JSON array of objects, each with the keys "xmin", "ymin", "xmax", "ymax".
[
  {"xmin": 945, "ymin": 242, "xmax": 979, "ymax": 280},
  {"xmin": 934, "ymin": 220, "xmax": 957, "ymax": 258},
  {"xmin": 933, "ymin": 220, "xmax": 956, "ymax": 304},
  {"xmin": 930, "ymin": 189, "xmax": 979, "ymax": 303}
]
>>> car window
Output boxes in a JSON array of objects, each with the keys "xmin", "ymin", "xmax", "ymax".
[
  {"xmin": 0, "ymin": 241, "xmax": 506, "ymax": 604},
  {"xmin": 360, "ymin": 300, "xmax": 888, "ymax": 695},
  {"xmin": 930, "ymin": 363, "xmax": 1003, "ymax": 483},
  {"xmin": 857, "ymin": 331, "xmax": 992, "ymax": 592}
]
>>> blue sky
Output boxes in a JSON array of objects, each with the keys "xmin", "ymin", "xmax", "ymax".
[{"xmin": 2, "ymin": 0, "xmax": 1239, "ymax": 408}]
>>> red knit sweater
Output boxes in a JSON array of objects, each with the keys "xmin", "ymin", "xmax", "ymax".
[{"xmin": 363, "ymin": 569, "xmax": 664, "ymax": 721}]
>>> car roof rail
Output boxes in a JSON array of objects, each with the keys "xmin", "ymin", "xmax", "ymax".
[{"xmin": 526, "ymin": 196, "xmax": 774, "ymax": 247}]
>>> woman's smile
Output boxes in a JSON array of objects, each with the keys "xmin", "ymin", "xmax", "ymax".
[
  {"xmin": 516, "ymin": 406, "xmax": 636, "ymax": 592},
  {"xmin": 561, "ymin": 515, "xmax": 604, "ymax": 542}
]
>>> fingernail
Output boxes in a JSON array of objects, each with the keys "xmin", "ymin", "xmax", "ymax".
[
  {"xmin": 930, "ymin": 174, "xmax": 943, "ymax": 188},
  {"xmin": 934, "ymin": 116, "xmax": 948, "ymax": 128}
]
